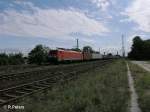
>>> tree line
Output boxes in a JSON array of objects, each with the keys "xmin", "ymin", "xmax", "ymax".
[
  {"xmin": 0, "ymin": 53, "xmax": 24, "ymax": 65},
  {"xmin": 0, "ymin": 45, "xmax": 95, "ymax": 65},
  {"xmin": 128, "ymin": 36, "xmax": 150, "ymax": 60},
  {"xmin": 2, "ymin": 35, "xmax": 148, "ymax": 66}
]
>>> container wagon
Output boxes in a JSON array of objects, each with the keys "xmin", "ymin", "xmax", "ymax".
[{"xmin": 91, "ymin": 53, "xmax": 103, "ymax": 60}]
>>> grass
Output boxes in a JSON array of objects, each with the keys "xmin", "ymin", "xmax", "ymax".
[
  {"xmin": 128, "ymin": 62, "xmax": 150, "ymax": 112},
  {"xmin": 16, "ymin": 60, "xmax": 129, "ymax": 112}
]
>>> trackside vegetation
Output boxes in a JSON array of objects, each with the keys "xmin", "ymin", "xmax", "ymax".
[
  {"xmin": 0, "ymin": 53, "xmax": 24, "ymax": 65},
  {"xmin": 28, "ymin": 44, "xmax": 50, "ymax": 65},
  {"xmin": 128, "ymin": 62, "xmax": 150, "ymax": 112},
  {"xmin": 17, "ymin": 60, "xmax": 129, "ymax": 112},
  {"xmin": 128, "ymin": 36, "xmax": 150, "ymax": 60}
]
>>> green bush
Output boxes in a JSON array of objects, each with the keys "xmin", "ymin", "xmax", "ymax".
[
  {"xmin": 0, "ymin": 53, "xmax": 9, "ymax": 65},
  {"xmin": 128, "ymin": 36, "xmax": 150, "ymax": 60},
  {"xmin": 0, "ymin": 53, "xmax": 24, "ymax": 65}
]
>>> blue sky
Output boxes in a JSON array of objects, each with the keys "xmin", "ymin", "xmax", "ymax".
[{"xmin": 0, "ymin": 0, "xmax": 150, "ymax": 55}]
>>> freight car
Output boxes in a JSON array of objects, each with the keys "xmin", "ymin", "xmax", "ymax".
[{"xmin": 91, "ymin": 52, "xmax": 103, "ymax": 60}]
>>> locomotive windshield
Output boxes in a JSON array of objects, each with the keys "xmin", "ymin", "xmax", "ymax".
[{"xmin": 49, "ymin": 50, "xmax": 57, "ymax": 57}]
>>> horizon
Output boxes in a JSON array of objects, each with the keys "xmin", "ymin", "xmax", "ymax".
[{"xmin": 0, "ymin": 0, "xmax": 150, "ymax": 55}]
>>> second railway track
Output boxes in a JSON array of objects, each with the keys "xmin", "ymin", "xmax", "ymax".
[{"xmin": 0, "ymin": 62, "xmax": 91, "ymax": 89}]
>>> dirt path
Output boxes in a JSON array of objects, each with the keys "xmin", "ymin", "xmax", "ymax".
[
  {"xmin": 127, "ymin": 63, "xmax": 141, "ymax": 112},
  {"xmin": 131, "ymin": 61, "xmax": 150, "ymax": 72}
]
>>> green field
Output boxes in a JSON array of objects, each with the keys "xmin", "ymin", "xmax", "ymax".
[
  {"xmin": 129, "ymin": 62, "xmax": 150, "ymax": 112},
  {"xmin": 16, "ymin": 60, "xmax": 129, "ymax": 112}
]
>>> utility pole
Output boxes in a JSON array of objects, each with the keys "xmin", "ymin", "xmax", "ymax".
[
  {"xmin": 76, "ymin": 39, "xmax": 79, "ymax": 49},
  {"xmin": 104, "ymin": 52, "xmax": 105, "ymax": 55},
  {"xmin": 117, "ymin": 51, "xmax": 118, "ymax": 55},
  {"xmin": 122, "ymin": 34, "xmax": 125, "ymax": 58}
]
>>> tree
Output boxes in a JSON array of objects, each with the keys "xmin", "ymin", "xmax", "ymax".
[
  {"xmin": 9, "ymin": 53, "xmax": 24, "ymax": 65},
  {"xmin": 128, "ymin": 36, "xmax": 150, "ymax": 60},
  {"xmin": 83, "ymin": 46, "xmax": 93, "ymax": 53},
  {"xmin": 128, "ymin": 36, "xmax": 143, "ymax": 59},
  {"xmin": 28, "ymin": 45, "xmax": 49, "ymax": 65},
  {"xmin": 0, "ymin": 53, "xmax": 9, "ymax": 65},
  {"xmin": 0, "ymin": 53, "xmax": 24, "ymax": 65},
  {"xmin": 143, "ymin": 39, "xmax": 150, "ymax": 59}
]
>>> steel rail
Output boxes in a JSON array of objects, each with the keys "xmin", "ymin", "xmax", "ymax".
[{"xmin": 0, "ymin": 60, "xmax": 113, "ymax": 107}]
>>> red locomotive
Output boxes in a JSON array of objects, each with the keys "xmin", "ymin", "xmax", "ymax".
[{"xmin": 48, "ymin": 49, "xmax": 83, "ymax": 62}]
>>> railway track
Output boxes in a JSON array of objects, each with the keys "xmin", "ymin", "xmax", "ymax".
[
  {"xmin": 0, "ymin": 61, "xmax": 90, "ymax": 78},
  {"xmin": 0, "ymin": 64, "xmax": 40, "ymax": 75},
  {"xmin": 0, "ymin": 71, "xmax": 75, "ymax": 107},
  {"xmin": 0, "ymin": 60, "xmax": 108, "ymax": 82},
  {"xmin": 0, "ymin": 60, "xmax": 102, "ymax": 76},
  {"xmin": 0, "ymin": 62, "xmax": 90, "ymax": 89},
  {"xmin": 0, "ymin": 60, "xmax": 112, "ymax": 108},
  {"xmin": 0, "ymin": 64, "xmax": 59, "ymax": 77}
]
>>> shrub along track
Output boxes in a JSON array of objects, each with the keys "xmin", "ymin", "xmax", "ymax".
[{"xmin": 0, "ymin": 60, "xmax": 112, "ymax": 107}]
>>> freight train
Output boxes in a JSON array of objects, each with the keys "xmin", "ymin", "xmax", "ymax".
[{"xmin": 48, "ymin": 48, "xmax": 103, "ymax": 63}]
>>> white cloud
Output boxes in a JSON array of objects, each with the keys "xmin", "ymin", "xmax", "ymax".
[
  {"xmin": 91, "ymin": 0, "xmax": 110, "ymax": 11},
  {"xmin": 123, "ymin": 0, "xmax": 150, "ymax": 32},
  {"xmin": 0, "ymin": 2, "xmax": 108, "ymax": 38}
]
